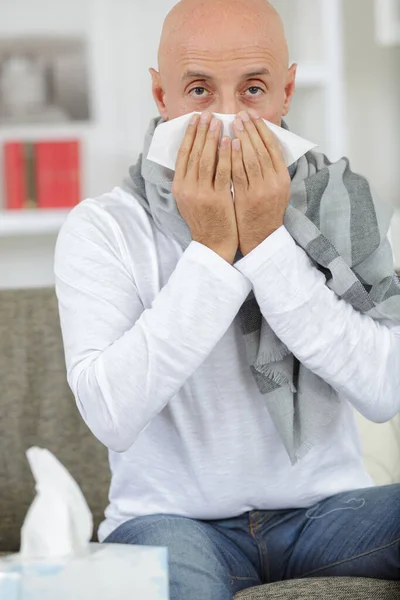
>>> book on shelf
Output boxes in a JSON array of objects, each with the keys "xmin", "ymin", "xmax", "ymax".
[{"xmin": 3, "ymin": 139, "xmax": 81, "ymax": 210}]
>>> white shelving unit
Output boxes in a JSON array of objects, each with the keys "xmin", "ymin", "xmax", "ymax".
[
  {"xmin": 0, "ymin": 209, "xmax": 70, "ymax": 238},
  {"xmin": 0, "ymin": 127, "xmax": 89, "ymax": 239}
]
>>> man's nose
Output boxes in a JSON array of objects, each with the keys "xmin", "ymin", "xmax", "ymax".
[{"xmin": 214, "ymin": 95, "xmax": 241, "ymax": 116}]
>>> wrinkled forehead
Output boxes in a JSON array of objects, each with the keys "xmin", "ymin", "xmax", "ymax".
[{"xmin": 171, "ymin": 45, "xmax": 285, "ymax": 85}]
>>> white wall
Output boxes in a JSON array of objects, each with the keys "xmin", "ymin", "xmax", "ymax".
[
  {"xmin": 343, "ymin": 0, "xmax": 400, "ymax": 271},
  {"xmin": 343, "ymin": 0, "xmax": 400, "ymax": 209}
]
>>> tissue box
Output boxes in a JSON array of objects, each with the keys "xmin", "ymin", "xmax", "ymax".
[{"xmin": 0, "ymin": 543, "xmax": 168, "ymax": 600}]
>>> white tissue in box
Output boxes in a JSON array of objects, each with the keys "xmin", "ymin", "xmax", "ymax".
[
  {"xmin": 0, "ymin": 543, "xmax": 169, "ymax": 600},
  {"xmin": 20, "ymin": 447, "xmax": 93, "ymax": 559},
  {"xmin": 0, "ymin": 448, "xmax": 169, "ymax": 599}
]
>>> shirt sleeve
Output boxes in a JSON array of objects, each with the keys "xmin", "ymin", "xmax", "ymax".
[
  {"xmin": 55, "ymin": 200, "xmax": 251, "ymax": 452},
  {"xmin": 235, "ymin": 226, "xmax": 400, "ymax": 423}
]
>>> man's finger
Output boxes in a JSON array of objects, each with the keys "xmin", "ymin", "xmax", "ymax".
[
  {"xmin": 175, "ymin": 114, "xmax": 200, "ymax": 181},
  {"xmin": 233, "ymin": 117, "xmax": 263, "ymax": 182},
  {"xmin": 238, "ymin": 111, "xmax": 273, "ymax": 178},
  {"xmin": 250, "ymin": 112, "xmax": 287, "ymax": 173},
  {"xmin": 214, "ymin": 136, "xmax": 232, "ymax": 192},
  {"xmin": 231, "ymin": 138, "xmax": 248, "ymax": 191},
  {"xmin": 199, "ymin": 117, "xmax": 221, "ymax": 188},
  {"xmin": 186, "ymin": 112, "xmax": 212, "ymax": 181}
]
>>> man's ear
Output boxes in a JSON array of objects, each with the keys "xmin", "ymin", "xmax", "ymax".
[
  {"xmin": 282, "ymin": 63, "xmax": 297, "ymax": 117},
  {"xmin": 150, "ymin": 68, "xmax": 168, "ymax": 120}
]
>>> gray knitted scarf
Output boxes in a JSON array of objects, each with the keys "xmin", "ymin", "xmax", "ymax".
[{"xmin": 125, "ymin": 117, "xmax": 400, "ymax": 463}]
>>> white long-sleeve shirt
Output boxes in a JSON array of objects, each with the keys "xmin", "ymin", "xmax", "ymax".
[{"xmin": 54, "ymin": 187, "xmax": 400, "ymax": 541}]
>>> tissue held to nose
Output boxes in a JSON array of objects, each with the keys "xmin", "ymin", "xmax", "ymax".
[
  {"xmin": 147, "ymin": 111, "xmax": 317, "ymax": 172},
  {"xmin": 20, "ymin": 447, "xmax": 93, "ymax": 559}
]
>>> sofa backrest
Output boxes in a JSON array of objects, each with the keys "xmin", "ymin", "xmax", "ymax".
[{"xmin": 0, "ymin": 287, "xmax": 109, "ymax": 552}]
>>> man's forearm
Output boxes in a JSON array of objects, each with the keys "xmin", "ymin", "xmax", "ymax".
[
  {"xmin": 235, "ymin": 226, "xmax": 400, "ymax": 422},
  {"xmin": 59, "ymin": 241, "xmax": 250, "ymax": 453}
]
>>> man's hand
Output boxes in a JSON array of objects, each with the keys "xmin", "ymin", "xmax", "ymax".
[
  {"xmin": 172, "ymin": 112, "xmax": 238, "ymax": 264},
  {"xmin": 232, "ymin": 110, "xmax": 291, "ymax": 256}
]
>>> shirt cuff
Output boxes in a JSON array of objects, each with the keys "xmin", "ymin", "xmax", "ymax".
[
  {"xmin": 234, "ymin": 226, "xmax": 294, "ymax": 277},
  {"xmin": 183, "ymin": 240, "xmax": 252, "ymax": 298},
  {"xmin": 234, "ymin": 226, "xmax": 323, "ymax": 315}
]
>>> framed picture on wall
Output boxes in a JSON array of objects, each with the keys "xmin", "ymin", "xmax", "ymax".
[{"xmin": 375, "ymin": 0, "xmax": 400, "ymax": 45}]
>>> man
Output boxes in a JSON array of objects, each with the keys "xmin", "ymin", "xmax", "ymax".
[{"xmin": 55, "ymin": 0, "xmax": 400, "ymax": 598}]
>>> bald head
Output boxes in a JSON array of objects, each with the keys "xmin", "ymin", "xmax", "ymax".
[
  {"xmin": 150, "ymin": 0, "xmax": 296, "ymax": 123},
  {"xmin": 159, "ymin": 0, "xmax": 289, "ymax": 74}
]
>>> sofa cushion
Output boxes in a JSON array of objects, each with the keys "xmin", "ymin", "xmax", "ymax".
[
  {"xmin": 0, "ymin": 288, "xmax": 110, "ymax": 553},
  {"xmin": 235, "ymin": 577, "xmax": 400, "ymax": 599}
]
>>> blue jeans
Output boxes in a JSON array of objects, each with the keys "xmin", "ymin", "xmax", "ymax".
[{"xmin": 105, "ymin": 485, "xmax": 400, "ymax": 599}]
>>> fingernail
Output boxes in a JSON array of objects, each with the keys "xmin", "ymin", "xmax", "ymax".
[
  {"xmin": 232, "ymin": 138, "xmax": 241, "ymax": 151},
  {"xmin": 234, "ymin": 118, "xmax": 244, "ymax": 131},
  {"xmin": 200, "ymin": 111, "xmax": 210, "ymax": 124},
  {"xmin": 239, "ymin": 111, "xmax": 250, "ymax": 122},
  {"xmin": 209, "ymin": 117, "xmax": 219, "ymax": 132},
  {"xmin": 248, "ymin": 109, "xmax": 260, "ymax": 119},
  {"xmin": 190, "ymin": 114, "xmax": 199, "ymax": 125},
  {"xmin": 221, "ymin": 136, "xmax": 231, "ymax": 147}
]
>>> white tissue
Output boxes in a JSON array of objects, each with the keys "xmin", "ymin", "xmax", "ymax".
[
  {"xmin": 20, "ymin": 447, "xmax": 93, "ymax": 559},
  {"xmin": 147, "ymin": 112, "xmax": 317, "ymax": 171}
]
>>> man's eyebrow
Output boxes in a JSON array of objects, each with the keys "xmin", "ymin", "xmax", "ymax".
[
  {"xmin": 181, "ymin": 71, "xmax": 213, "ymax": 81},
  {"xmin": 243, "ymin": 69, "xmax": 271, "ymax": 78}
]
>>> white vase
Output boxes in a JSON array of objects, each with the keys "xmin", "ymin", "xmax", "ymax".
[{"xmin": 0, "ymin": 55, "xmax": 47, "ymax": 118}]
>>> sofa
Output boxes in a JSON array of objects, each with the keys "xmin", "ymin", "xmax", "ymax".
[{"xmin": 0, "ymin": 286, "xmax": 398, "ymax": 599}]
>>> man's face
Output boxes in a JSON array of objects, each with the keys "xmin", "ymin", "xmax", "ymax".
[
  {"xmin": 152, "ymin": 1, "xmax": 296, "ymax": 126},
  {"xmin": 158, "ymin": 49, "xmax": 295, "ymax": 126}
]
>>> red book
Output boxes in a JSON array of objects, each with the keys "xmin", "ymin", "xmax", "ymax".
[
  {"xmin": 35, "ymin": 140, "xmax": 81, "ymax": 209},
  {"xmin": 4, "ymin": 142, "xmax": 27, "ymax": 209}
]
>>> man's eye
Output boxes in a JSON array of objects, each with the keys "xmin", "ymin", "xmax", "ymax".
[
  {"xmin": 189, "ymin": 87, "xmax": 209, "ymax": 97},
  {"xmin": 246, "ymin": 86, "xmax": 264, "ymax": 96}
]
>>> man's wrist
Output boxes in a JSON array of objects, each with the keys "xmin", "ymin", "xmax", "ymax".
[
  {"xmin": 240, "ymin": 225, "xmax": 283, "ymax": 256},
  {"xmin": 193, "ymin": 239, "xmax": 237, "ymax": 264}
]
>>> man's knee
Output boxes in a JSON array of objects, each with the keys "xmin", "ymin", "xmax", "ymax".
[
  {"xmin": 105, "ymin": 514, "xmax": 218, "ymax": 558},
  {"xmin": 105, "ymin": 515, "xmax": 233, "ymax": 599}
]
